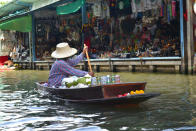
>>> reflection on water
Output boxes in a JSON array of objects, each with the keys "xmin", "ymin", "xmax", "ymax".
[{"xmin": 0, "ymin": 70, "xmax": 196, "ymax": 130}]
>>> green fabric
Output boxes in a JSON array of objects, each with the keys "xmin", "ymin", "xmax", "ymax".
[
  {"xmin": 56, "ymin": 0, "xmax": 84, "ymax": 15},
  {"xmin": 0, "ymin": 15, "xmax": 32, "ymax": 32},
  {"xmin": 123, "ymin": 0, "xmax": 130, "ymax": 8}
]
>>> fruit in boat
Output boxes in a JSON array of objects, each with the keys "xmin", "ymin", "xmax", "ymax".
[
  {"xmin": 140, "ymin": 90, "xmax": 144, "ymax": 94},
  {"xmin": 130, "ymin": 91, "xmax": 135, "ymax": 95}
]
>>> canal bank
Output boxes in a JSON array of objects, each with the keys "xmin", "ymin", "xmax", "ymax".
[{"xmin": 14, "ymin": 57, "xmax": 182, "ymax": 73}]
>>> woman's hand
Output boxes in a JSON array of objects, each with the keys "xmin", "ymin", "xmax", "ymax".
[
  {"xmin": 88, "ymin": 72, "xmax": 94, "ymax": 77},
  {"xmin": 83, "ymin": 44, "xmax": 88, "ymax": 54}
]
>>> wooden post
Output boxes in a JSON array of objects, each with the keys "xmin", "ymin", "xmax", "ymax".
[
  {"xmin": 140, "ymin": 58, "xmax": 143, "ymax": 72},
  {"xmin": 128, "ymin": 65, "xmax": 133, "ymax": 72},
  {"xmin": 175, "ymin": 65, "xmax": 180, "ymax": 73},
  {"xmin": 93, "ymin": 65, "xmax": 99, "ymax": 72},
  {"xmin": 29, "ymin": 32, "xmax": 32, "ymax": 69},
  {"xmin": 109, "ymin": 57, "xmax": 113, "ymax": 72},
  {"xmin": 84, "ymin": 61, "xmax": 88, "ymax": 71},
  {"xmin": 186, "ymin": 0, "xmax": 194, "ymax": 74},
  {"xmin": 79, "ymin": 65, "xmax": 83, "ymax": 70},
  {"xmin": 32, "ymin": 13, "xmax": 36, "ymax": 61},
  {"xmin": 81, "ymin": 0, "xmax": 87, "ymax": 45},
  {"xmin": 128, "ymin": 65, "xmax": 136, "ymax": 72},
  {"xmin": 180, "ymin": 0, "xmax": 185, "ymax": 73},
  {"xmin": 149, "ymin": 65, "xmax": 156, "ymax": 72}
]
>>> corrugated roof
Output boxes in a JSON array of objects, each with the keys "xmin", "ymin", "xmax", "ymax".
[
  {"xmin": 20, "ymin": 0, "xmax": 38, "ymax": 3},
  {"xmin": 31, "ymin": 0, "xmax": 61, "ymax": 11},
  {"xmin": 0, "ymin": 0, "xmax": 75, "ymax": 22},
  {"xmin": 0, "ymin": 0, "xmax": 33, "ymax": 19}
]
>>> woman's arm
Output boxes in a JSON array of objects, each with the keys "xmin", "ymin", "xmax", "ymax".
[
  {"xmin": 67, "ymin": 53, "xmax": 85, "ymax": 66},
  {"xmin": 67, "ymin": 45, "xmax": 88, "ymax": 66},
  {"xmin": 58, "ymin": 60, "xmax": 88, "ymax": 77}
]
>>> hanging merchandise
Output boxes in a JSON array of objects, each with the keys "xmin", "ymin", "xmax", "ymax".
[
  {"xmin": 160, "ymin": 1, "xmax": 164, "ymax": 17},
  {"xmin": 45, "ymin": 25, "xmax": 50, "ymax": 40},
  {"xmin": 59, "ymin": 24, "xmax": 64, "ymax": 33},
  {"xmin": 169, "ymin": 3, "xmax": 172, "ymax": 19},
  {"xmin": 101, "ymin": 1, "xmax": 110, "ymax": 19},
  {"xmin": 146, "ymin": 0, "xmax": 152, "ymax": 11},
  {"xmin": 118, "ymin": 0, "xmax": 124, "ymax": 10},
  {"xmin": 167, "ymin": 3, "xmax": 171, "ymax": 24},
  {"xmin": 157, "ymin": 0, "xmax": 162, "ymax": 8},
  {"xmin": 131, "ymin": 0, "xmax": 147, "ymax": 13},
  {"xmin": 136, "ymin": 12, "xmax": 143, "ymax": 20},
  {"xmin": 135, "ymin": 0, "xmax": 141, "ymax": 5},
  {"xmin": 36, "ymin": 23, "xmax": 45, "ymax": 37},
  {"xmin": 72, "ymin": 31, "xmax": 80, "ymax": 41},
  {"xmin": 109, "ymin": 0, "xmax": 117, "ymax": 17},
  {"xmin": 121, "ymin": 16, "xmax": 135, "ymax": 34},
  {"xmin": 172, "ymin": 0, "xmax": 176, "ymax": 18},
  {"xmin": 117, "ymin": 0, "xmax": 132, "ymax": 16},
  {"xmin": 92, "ymin": 2, "xmax": 102, "ymax": 17},
  {"xmin": 131, "ymin": 0, "xmax": 137, "ymax": 13},
  {"xmin": 140, "ymin": 0, "xmax": 146, "ymax": 12},
  {"xmin": 164, "ymin": 1, "xmax": 167, "ymax": 19},
  {"xmin": 183, "ymin": 10, "xmax": 188, "ymax": 21},
  {"xmin": 150, "ymin": 0, "xmax": 162, "ymax": 9}
]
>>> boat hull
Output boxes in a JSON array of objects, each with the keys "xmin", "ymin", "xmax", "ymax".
[
  {"xmin": 54, "ymin": 93, "xmax": 160, "ymax": 104},
  {"xmin": 36, "ymin": 82, "xmax": 160, "ymax": 104}
]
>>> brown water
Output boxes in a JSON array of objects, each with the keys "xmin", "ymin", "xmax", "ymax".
[{"xmin": 0, "ymin": 70, "xmax": 196, "ymax": 131}]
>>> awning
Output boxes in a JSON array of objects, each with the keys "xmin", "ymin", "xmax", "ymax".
[
  {"xmin": 0, "ymin": 15, "xmax": 32, "ymax": 32},
  {"xmin": 56, "ymin": 0, "xmax": 84, "ymax": 15}
]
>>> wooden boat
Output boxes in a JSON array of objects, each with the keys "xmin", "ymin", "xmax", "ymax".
[
  {"xmin": 0, "ymin": 66, "xmax": 15, "ymax": 71},
  {"xmin": 36, "ymin": 82, "xmax": 160, "ymax": 104}
]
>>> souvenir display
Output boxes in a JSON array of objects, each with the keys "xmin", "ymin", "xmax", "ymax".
[
  {"xmin": 5, "ymin": 0, "xmax": 179, "ymax": 61},
  {"xmin": 0, "ymin": 0, "xmax": 181, "ymax": 64},
  {"xmin": 35, "ymin": 14, "xmax": 82, "ymax": 60},
  {"xmin": 85, "ymin": 0, "xmax": 180, "ymax": 59},
  {"xmin": 0, "ymin": 30, "xmax": 30, "ymax": 61}
]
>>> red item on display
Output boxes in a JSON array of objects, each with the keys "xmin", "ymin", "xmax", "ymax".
[
  {"xmin": 172, "ymin": 0, "xmax": 176, "ymax": 17},
  {"xmin": 84, "ymin": 37, "xmax": 91, "ymax": 49},
  {"xmin": 0, "ymin": 56, "xmax": 9, "ymax": 66},
  {"xmin": 184, "ymin": 10, "xmax": 188, "ymax": 21},
  {"xmin": 110, "ymin": 0, "xmax": 116, "ymax": 7}
]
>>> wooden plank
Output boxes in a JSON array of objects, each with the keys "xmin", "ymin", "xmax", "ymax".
[
  {"xmin": 186, "ymin": 0, "xmax": 194, "ymax": 74},
  {"xmin": 112, "ymin": 61, "xmax": 181, "ymax": 66}
]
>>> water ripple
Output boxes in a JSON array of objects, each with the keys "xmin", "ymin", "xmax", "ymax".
[{"xmin": 0, "ymin": 71, "xmax": 196, "ymax": 131}]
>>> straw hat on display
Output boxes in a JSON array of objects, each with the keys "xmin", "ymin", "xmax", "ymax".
[{"xmin": 51, "ymin": 42, "xmax": 77, "ymax": 58}]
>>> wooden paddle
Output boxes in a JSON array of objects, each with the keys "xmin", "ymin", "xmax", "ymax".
[{"xmin": 84, "ymin": 44, "xmax": 93, "ymax": 73}]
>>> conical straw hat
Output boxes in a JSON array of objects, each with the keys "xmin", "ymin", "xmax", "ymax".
[{"xmin": 51, "ymin": 42, "xmax": 77, "ymax": 58}]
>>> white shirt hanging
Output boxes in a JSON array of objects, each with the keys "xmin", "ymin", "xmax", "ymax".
[{"xmin": 92, "ymin": 2, "xmax": 102, "ymax": 17}]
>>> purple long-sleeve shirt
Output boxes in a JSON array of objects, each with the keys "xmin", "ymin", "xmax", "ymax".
[{"xmin": 48, "ymin": 53, "xmax": 88, "ymax": 87}]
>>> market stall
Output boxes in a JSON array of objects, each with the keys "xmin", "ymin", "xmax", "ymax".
[
  {"xmin": 25, "ymin": 0, "xmax": 182, "ymax": 72},
  {"xmin": 34, "ymin": 9, "xmax": 82, "ymax": 61},
  {"xmin": 84, "ymin": 0, "xmax": 181, "ymax": 59},
  {"xmin": 0, "ymin": 30, "xmax": 30, "ymax": 61},
  {"xmin": 33, "ymin": 0, "xmax": 181, "ymax": 61},
  {"xmin": 0, "ymin": 15, "xmax": 33, "ymax": 63}
]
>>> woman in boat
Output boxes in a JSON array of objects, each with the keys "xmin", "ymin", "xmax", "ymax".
[
  {"xmin": 3, "ymin": 56, "xmax": 14, "ymax": 67},
  {"xmin": 48, "ymin": 42, "xmax": 94, "ymax": 87}
]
